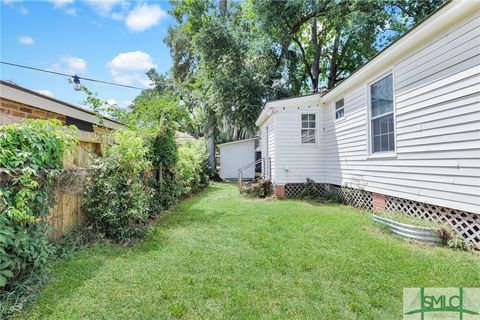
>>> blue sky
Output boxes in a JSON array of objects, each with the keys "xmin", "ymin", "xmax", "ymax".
[{"xmin": 1, "ymin": 0, "xmax": 174, "ymax": 109}]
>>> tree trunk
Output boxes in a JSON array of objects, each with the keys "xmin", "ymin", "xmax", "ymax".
[
  {"xmin": 219, "ymin": 0, "xmax": 227, "ymax": 18},
  {"xmin": 206, "ymin": 111, "xmax": 216, "ymax": 172},
  {"xmin": 327, "ymin": 28, "xmax": 341, "ymax": 89},
  {"xmin": 205, "ymin": 0, "xmax": 228, "ymax": 174},
  {"xmin": 310, "ymin": 18, "xmax": 321, "ymax": 92}
]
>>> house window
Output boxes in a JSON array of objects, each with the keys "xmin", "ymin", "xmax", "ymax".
[
  {"xmin": 301, "ymin": 114, "xmax": 316, "ymax": 144},
  {"xmin": 335, "ymin": 98, "xmax": 344, "ymax": 120},
  {"xmin": 370, "ymin": 74, "xmax": 395, "ymax": 153}
]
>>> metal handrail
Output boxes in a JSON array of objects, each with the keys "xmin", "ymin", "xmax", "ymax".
[
  {"xmin": 238, "ymin": 158, "xmax": 270, "ymax": 192},
  {"xmin": 238, "ymin": 158, "xmax": 263, "ymax": 171}
]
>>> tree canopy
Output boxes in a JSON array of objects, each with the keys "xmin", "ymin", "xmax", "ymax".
[{"xmin": 128, "ymin": 0, "xmax": 446, "ymax": 171}]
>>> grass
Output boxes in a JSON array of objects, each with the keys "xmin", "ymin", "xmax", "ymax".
[{"xmin": 16, "ymin": 183, "xmax": 480, "ymax": 319}]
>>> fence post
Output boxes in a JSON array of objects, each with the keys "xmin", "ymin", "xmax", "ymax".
[
  {"xmin": 238, "ymin": 169, "xmax": 243, "ymax": 192},
  {"xmin": 159, "ymin": 163, "xmax": 163, "ymax": 190}
]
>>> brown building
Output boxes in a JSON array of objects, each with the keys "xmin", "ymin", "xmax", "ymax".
[{"xmin": 0, "ymin": 80, "xmax": 121, "ymax": 130}]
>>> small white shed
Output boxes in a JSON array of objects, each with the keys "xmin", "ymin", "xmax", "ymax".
[{"xmin": 218, "ymin": 138, "xmax": 259, "ymax": 180}]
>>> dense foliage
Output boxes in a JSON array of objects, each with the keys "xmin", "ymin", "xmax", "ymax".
[
  {"xmin": 82, "ymin": 83, "xmax": 210, "ymax": 242},
  {"xmin": 83, "ymin": 130, "xmax": 153, "ymax": 242},
  {"xmin": 0, "ymin": 120, "xmax": 77, "ymax": 223},
  {"xmin": 0, "ymin": 120, "xmax": 77, "ymax": 316},
  {"xmin": 176, "ymin": 139, "xmax": 209, "ymax": 195}
]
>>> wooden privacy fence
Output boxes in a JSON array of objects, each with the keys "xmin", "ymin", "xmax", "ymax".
[
  {"xmin": 48, "ymin": 131, "xmax": 103, "ymax": 236},
  {"xmin": 47, "ymin": 168, "xmax": 96, "ymax": 236}
]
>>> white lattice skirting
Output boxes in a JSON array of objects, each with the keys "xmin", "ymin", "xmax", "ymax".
[
  {"xmin": 385, "ymin": 196, "xmax": 480, "ymax": 249},
  {"xmin": 285, "ymin": 183, "xmax": 325, "ymax": 198},
  {"xmin": 328, "ymin": 185, "xmax": 373, "ymax": 211}
]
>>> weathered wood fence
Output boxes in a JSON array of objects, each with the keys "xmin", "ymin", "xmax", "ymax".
[{"xmin": 48, "ymin": 131, "xmax": 102, "ymax": 236}]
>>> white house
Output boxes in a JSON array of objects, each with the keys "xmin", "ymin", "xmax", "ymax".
[
  {"xmin": 256, "ymin": 0, "xmax": 480, "ymax": 224},
  {"xmin": 218, "ymin": 138, "xmax": 260, "ymax": 180}
]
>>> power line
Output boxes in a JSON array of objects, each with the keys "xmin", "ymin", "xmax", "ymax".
[{"xmin": 0, "ymin": 61, "xmax": 145, "ymax": 90}]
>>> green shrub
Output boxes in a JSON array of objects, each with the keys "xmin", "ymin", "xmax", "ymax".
[
  {"xmin": 175, "ymin": 139, "xmax": 209, "ymax": 195},
  {"xmin": 83, "ymin": 130, "xmax": 153, "ymax": 242},
  {"xmin": 447, "ymin": 234, "xmax": 474, "ymax": 251},
  {"xmin": 0, "ymin": 120, "xmax": 76, "ymax": 316},
  {"xmin": 0, "ymin": 216, "xmax": 54, "ymax": 286},
  {"xmin": 144, "ymin": 129, "xmax": 183, "ymax": 213},
  {"xmin": 150, "ymin": 129, "xmax": 178, "ymax": 169}
]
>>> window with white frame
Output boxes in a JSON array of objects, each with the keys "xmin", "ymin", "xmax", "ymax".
[
  {"xmin": 370, "ymin": 74, "xmax": 395, "ymax": 153},
  {"xmin": 335, "ymin": 98, "xmax": 345, "ymax": 120},
  {"xmin": 301, "ymin": 113, "xmax": 316, "ymax": 144}
]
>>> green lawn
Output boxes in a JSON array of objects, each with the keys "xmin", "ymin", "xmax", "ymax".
[{"xmin": 17, "ymin": 183, "xmax": 480, "ymax": 319}]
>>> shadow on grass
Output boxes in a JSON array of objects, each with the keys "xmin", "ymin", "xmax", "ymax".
[
  {"xmin": 29, "ymin": 244, "xmax": 124, "ymax": 318},
  {"xmin": 19, "ymin": 185, "xmax": 227, "ymax": 317}
]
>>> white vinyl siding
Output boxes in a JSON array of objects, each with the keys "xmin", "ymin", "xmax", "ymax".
[
  {"xmin": 258, "ymin": 9, "xmax": 480, "ymax": 213},
  {"xmin": 219, "ymin": 140, "xmax": 255, "ymax": 180},
  {"xmin": 260, "ymin": 118, "xmax": 276, "ymax": 181},
  {"xmin": 264, "ymin": 96, "xmax": 323, "ymax": 184},
  {"xmin": 324, "ymin": 11, "xmax": 480, "ymax": 213}
]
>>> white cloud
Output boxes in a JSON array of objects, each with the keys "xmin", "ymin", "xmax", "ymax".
[
  {"xmin": 19, "ymin": 6, "xmax": 28, "ymax": 14},
  {"xmin": 51, "ymin": 55, "xmax": 87, "ymax": 74},
  {"xmin": 85, "ymin": 0, "xmax": 125, "ymax": 16},
  {"xmin": 18, "ymin": 36, "xmax": 34, "ymax": 45},
  {"xmin": 49, "ymin": 0, "xmax": 74, "ymax": 8},
  {"xmin": 110, "ymin": 12, "xmax": 123, "ymax": 20},
  {"xmin": 107, "ymin": 51, "xmax": 156, "ymax": 71},
  {"xmin": 106, "ymin": 51, "xmax": 156, "ymax": 87},
  {"xmin": 107, "ymin": 98, "xmax": 131, "ymax": 109},
  {"xmin": 125, "ymin": 3, "xmax": 166, "ymax": 32},
  {"xmin": 35, "ymin": 90, "xmax": 54, "ymax": 98},
  {"xmin": 48, "ymin": 0, "xmax": 77, "ymax": 15},
  {"xmin": 65, "ymin": 7, "xmax": 77, "ymax": 15}
]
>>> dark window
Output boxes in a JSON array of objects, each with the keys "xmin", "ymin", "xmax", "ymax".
[
  {"xmin": 65, "ymin": 116, "xmax": 94, "ymax": 132},
  {"xmin": 371, "ymin": 74, "xmax": 394, "ymax": 153},
  {"xmin": 335, "ymin": 98, "xmax": 344, "ymax": 120},
  {"xmin": 301, "ymin": 114, "xmax": 316, "ymax": 144}
]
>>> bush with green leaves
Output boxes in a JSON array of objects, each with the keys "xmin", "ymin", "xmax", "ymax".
[
  {"xmin": 83, "ymin": 130, "xmax": 153, "ymax": 242},
  {"xmin": 0, "ymin": 120, "xmax": 76, "ymax": 315},
  {"xmin": 145, "ymin": 129, "xmax": 183, "ymax": 213},
  {"xmin": 175, "ymin": 139, "xmax": 209, "ymax": 195},
  {"xmin": 0, "ymin": 215, "xmax": 53, "ymax": 286}
]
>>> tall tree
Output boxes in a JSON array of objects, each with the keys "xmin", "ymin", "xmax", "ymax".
[{"xmin": 163, "ymin": 0, "xmax": 446, "ymax": 173}]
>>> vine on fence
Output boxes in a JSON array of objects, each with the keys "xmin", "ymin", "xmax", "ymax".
[{"xmin": 0, "ymin": 120, "xmax": 77, "ymax": 289}]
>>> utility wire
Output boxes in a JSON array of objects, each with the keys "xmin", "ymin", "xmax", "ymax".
[{"xmin": 0, "ymin": 61, "xmax": 144, "ymax": 90}]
